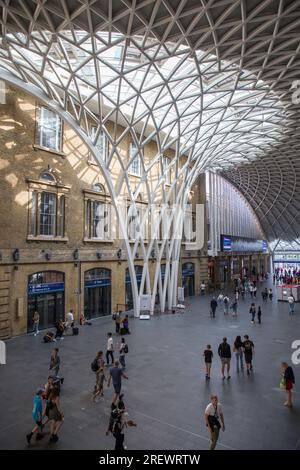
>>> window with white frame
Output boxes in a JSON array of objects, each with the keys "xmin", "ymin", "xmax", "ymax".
[
  {"xmin": 36, "ymin": 106, "xmax": 62, "ymax": 152},
  {"xmin": 129, "ymin": 142, "xmax": 142, "ymax": 176},
  {"xmin": 90, "ymin": 127, "xmax": 108, "ymax": 162},
  {"xmin": 162, "ymin": 156, "xmax": 171, "ymax": 184},
  {"xmin": 85, "ymin": 197, "xmax": 111, "ymax": 240},
  {"xmin": 28, "ymin": 171, "xmax": 68, "ymax": 239}
]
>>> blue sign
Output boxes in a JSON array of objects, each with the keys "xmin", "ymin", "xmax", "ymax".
[
  {"xmin": 125, "ymin": 273, "xmax": 143, "ymax": 284},
  {"xmin": 222, "ymin": 236, "xmax": 232, "ymax": 252},
  {"xmin": 182, "ymin": 267, "xmax": 195, "ymax": 277},
  {"xmin": 221, "ymin": 235, "xmax": 267, "ymax": 253},
  {"xmin": 85, "ymin": 278, "xmax": 111, "ymax": 288},
  {"xmin": 28, "ymin": 282, "xmax": 64, "ymax": 295}
]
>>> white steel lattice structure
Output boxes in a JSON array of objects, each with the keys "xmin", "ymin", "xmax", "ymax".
[{"xmin": 0, "ymin": 0, "xmax": 300, "ymax": 313}]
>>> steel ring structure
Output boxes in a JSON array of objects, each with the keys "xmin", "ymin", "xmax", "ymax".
[{"xmin": 0, "ymin": 0, "xmax": 300, "ymax": 314}]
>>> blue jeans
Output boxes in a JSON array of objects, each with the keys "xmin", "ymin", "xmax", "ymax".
[
  {"xmin": 235, "ymin": 351, "xmax": 243, "ymax": 370},
  {"xmin": 289, "ymin": 303, "xmax": 294, "ymax": 314}
]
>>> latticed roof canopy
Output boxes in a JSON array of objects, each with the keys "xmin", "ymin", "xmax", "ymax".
[{"xmin": 1, "ymin": 0, "xmax": 300, "ymax": 245}]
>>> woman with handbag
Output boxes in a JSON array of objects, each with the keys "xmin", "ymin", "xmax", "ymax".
[{"xmin": 281, "ymin": 362, "xmax": 295, "ymax": 407}]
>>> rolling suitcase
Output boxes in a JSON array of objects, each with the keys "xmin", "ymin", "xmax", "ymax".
[{"xmin": 72, "ymin": 326, "xmax": 79, "ymax": 336}]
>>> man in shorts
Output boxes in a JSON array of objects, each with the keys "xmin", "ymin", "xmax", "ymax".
[
  {"xmin": 242, "ymin": 335, "xmax": 254, "ymax": 375},
  {"xmin": 218, "ymin": 337, "xmax": 231, "ymax": 380},
  {"xmin": 108, "ymin": 360, "xmax": 128, "ymax": 404}
]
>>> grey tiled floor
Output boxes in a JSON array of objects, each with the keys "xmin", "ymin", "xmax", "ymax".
[{"xmin": 0, "ymin": 282, "xmax": 300, "ymax": 450}]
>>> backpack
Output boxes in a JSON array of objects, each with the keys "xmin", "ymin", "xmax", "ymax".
[
  {"xmin": 108, "ymin": 408, "xmax": 121, "ymax": 435},
  {"xmin": 124, "ymin": 344, "xmax": 128, "ymax": 354},
  {"xmin": 91, "ymin": 358, "xmax": 99, "ymax": 372}
]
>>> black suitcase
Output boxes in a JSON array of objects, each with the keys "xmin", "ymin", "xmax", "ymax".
[{"xmin": 72, "ymin": 327, "xmax": 79, "ymax": 336}]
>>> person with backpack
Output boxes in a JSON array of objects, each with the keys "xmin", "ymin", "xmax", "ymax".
[
  {"xmin": 242, "ymin": 335, "xmax": 254, "ymax": 375},
  {"xmin": 26, "ymin": 388, "xmax": 45, "ymax": 445},
  {"xmin": 218, "ymin": 337, "xmax": 231, "ymax": 380},
  {"xmin": 106, "ymin": 399, "xmax": 137, "ymax": 450},
  {"xmin": 204, "ymin": 394, "xmax": 225, "ymax": 450},
  {"xmin": 119, "ymin": 338, "xmax": 128, "ymax": 370},
  {"xmin": 106, "ymin": 332, "xmax": 114, "ymax": 365},
  {"xmin": 249, "ymin": 303, "xmax": 256, "ymax": 324},
  {"xmin": 91, "ymin": 351, "xmax": 105, "ymax": 394},
  {"xmin": 92, "ymin": 367, "xmax": 106, "ymax": 401}
]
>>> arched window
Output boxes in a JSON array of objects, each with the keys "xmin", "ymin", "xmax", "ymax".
[
  {"xmin": 93, "ymin": 183, "xmax": 105, "ymax": 193},
  {"xmin": 40, "ymin": 170, "xmax": 56, "ymax": 183}
]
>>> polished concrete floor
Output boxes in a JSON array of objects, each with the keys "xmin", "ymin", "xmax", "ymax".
[{"xmin": 0, "ymin": 282, "xmax": 300, "ymax": 450}]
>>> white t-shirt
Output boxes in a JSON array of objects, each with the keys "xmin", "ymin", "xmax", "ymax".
[
  {"xmin": 201, "ymin": 283, "xmax": 206, "ymax": 290},
  {"xmin": 107, "ymin": 337, "xmax": 113, "ymax": 351},
  {"xmin": 66, "ymin": 311, "xmax": 74, "ymax": 322},
  {"xmin": 205, "ymin": 403, "xmax": 223, "ymax": 418},
  {"xmin": 288, "ymin": 296, "xmax": 294, "ymax": 304}
]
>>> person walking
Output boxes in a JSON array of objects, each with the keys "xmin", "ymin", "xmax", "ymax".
[
  {"xmin": 33, "ymin": 311, "xmax": 40, "ymax": 336},
  {"xmin": 257, "ymin": 306, "xmax": 262, "ymax": 324},
  {"xmin": 223, "ymin": 295, "xmax": 229, "ymax": 315},
  {"xmin": 203, "ymin": 345, "xmax": 213, "ymax": 380},
  {"xmin": 204, "ymin": 395, "xmax": 225, "ymax": 450},
  {"xmin": 242, "ymin": 335, "xmax": 254, "ymax": 375},
  {"xmin": 106, "ymin": 332, "xmax": 114, "ymax": 365},
  {"xmin": 47, "ymin": 389, "xmax": 64, "ymax": 443},
  {"xmin": 253, "ymin": 285, "xmax": 257, "ymax": 298},
  {"xmin": 217, "ymin": 292, "xmax": 224, "ymax": 305},
  {"xmin": 241, "ymin": 286, "xmax": 245, "ymax": 300},
  {"xmin": 119, "ymin": 337, "xmax": 128, "ymax": 370},
  {"xmin": 230, "ymin": 300, "xmax": 238, "ymax": 317},
  {"xmin": 26, "ymin": 388, "xmax": 45, "ymax": 444},
  {"xmin": 93, "ymin": 367, "xmax": 106, "ymax": 401},
  {"xmin": 49, "ymin": 348, "xmax": 60, "ymax": 377},
  {"xmin": 249, "ymin": 303, "xmax": 256, "ymax": 324},
  {"xmin": 281, "ymin": 362, "xmax": 295, "ymax": 407},
  {"xmin": 91, "ymin": 351, "xmax": 105, "ymax": 397},
  {"xmin": 233, "ymin": 336, "xmax": 244, "ymax": 372},
  {"xmin": 200, "ymin": 281, "xmax": 206, "ymax": 295},
  {"xmin": 108, "ymin": 360, "xmax": 128, "ymax": 404},
  {"xmin": 218, "ymin": 337, "xmax": 231, "ymax": 380},
  {"xmin": 287, "ymin": 293, "xmax": 295, "ymax": 315},
  {"xmin": 210, "ymin": 297, "xmax": 218, "ymax": 318},
  {"xmin": 268, "ymin": 289, "xmax": 273, "ymax": 301},
  {"xmin": 115, "ymin": 311, "xmax": 122, "ymax": 335}
]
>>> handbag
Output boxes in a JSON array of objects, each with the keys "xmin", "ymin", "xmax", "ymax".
[{"xmin": 279, "ymin": 378, "xmax": 286, "ymax": 390}]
